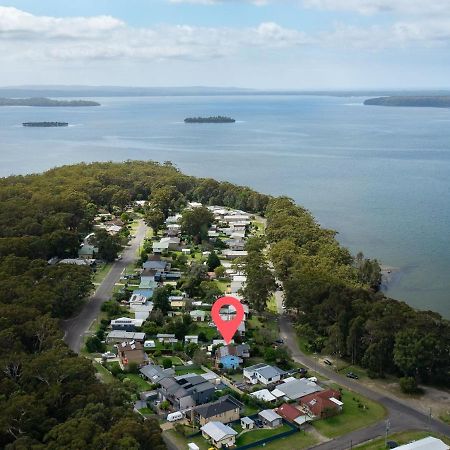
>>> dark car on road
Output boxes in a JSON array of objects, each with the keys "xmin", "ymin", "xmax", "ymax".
[
  {"xmin": 274, "ymin": 339, "xmax": 284, "ymax": 344},
  {"xmin": 346, "ymin": 372, "xmax": 359, "ymax": 379},
  {"xmin": 324, "ymin": 359, "xmax": 332, "ymax": 366}
]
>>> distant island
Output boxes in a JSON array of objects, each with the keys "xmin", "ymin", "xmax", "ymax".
[
  {"xmin": 23, "ymin": 122, "xmax": 69, "ymax": 127},
  {"xmin": 0, "ymin": 97, "xmax": 100, "ymax": 107},
  {"xmin": 184, "ymin": 116, "xmax": 236, "ymax": 123},
  {"xmin": 364, "ymin": 96, "xmax": 450, "ymax": 108}
]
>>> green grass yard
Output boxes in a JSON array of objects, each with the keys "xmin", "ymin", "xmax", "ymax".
[
  {"xmin": 355, "ymin": 430, "xmax": 450, "ymax": 449},
  {"xmin": 235, "ymin": 424, "xmax": 292, "ymax": 446},
  {"xmin": 313, "ymin": 388, "xmax": 387, "ymax": 438},
  {"xmin": 155, "ymin": 355, "xmax": 184, "ymax": 366},
  {"xmin": 93, "ymin": 361, "xmax": 116, "ymax": 384},
  {"xmin": 164, "ymin": 430, "xmax": 210, "ymax": 450},
  {"xmin": 266, "ymin": 295, "xmax": 278, "ymax": 314},
  {"xmin": 92, "ymin": 263, "xmax": 113, "ymax": 284},
  {"xmin": 123, "ymin": 373, "xmax": 152, "ymax": 392},
  {"xmin": 262, "ymin": 429, "xmax": 320, "ymax": 450},
  {"xmin": 174, "ymin": 366, "xmax": 206, "ymax": 375}
]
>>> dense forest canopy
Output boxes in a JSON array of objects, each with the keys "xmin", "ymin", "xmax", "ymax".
[
  {"xmin": 0, "ymin": 160, "xmax": 448, "ymax": 449},
  {"xmin": 0, "ymin": 160, "xmax": 270, "ymax": 449}
]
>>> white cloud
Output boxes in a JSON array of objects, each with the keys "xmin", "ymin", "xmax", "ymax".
[
  {"xmin": 0, "ymin": 7, "xmax": 307, "ymax": 62},
  {"xmin": 302, "ymin": 0, "xmax": 450, "ymax": 16}
]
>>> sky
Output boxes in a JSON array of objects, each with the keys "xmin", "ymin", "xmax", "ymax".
[{"xmin": 1, "ymin": 0, "xmax": 450, "ymax": 89}]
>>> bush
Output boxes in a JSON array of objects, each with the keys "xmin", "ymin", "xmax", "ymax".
[
  {"xmin": 85, "ymin": 336, "xmax": 105, "ymax": 353},
  {"xmin": 153, "ymin": 350, "xmax": 162, "ymax": 357},
  {"xmin": 127, "ymin": 362, "xmax": 139, "ymax": 374},
  {"xmin": 160, "ymin": 400, "xmax": 170, "ymax": 410},
  {"xmin": 162, "ymin": 357, "xmax": 173, "ymax": 369},
  {"xmin": 399, "ymin": 376, "xmax": 419, "ymax": 394}
]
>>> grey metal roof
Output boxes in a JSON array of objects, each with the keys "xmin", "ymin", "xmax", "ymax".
[
  {"xmin": 140, "ymin": 364, "xmax": 175, "ymax": 383},
  {"xmin": 259, "ymin": 409, "xmax": 282, "ymax": 423},
  {"xmin": 276, "ymin": 378, "xmax": 323, "ymax": 400}
]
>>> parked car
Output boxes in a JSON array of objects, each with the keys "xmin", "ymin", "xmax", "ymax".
[
  {"xmin": 101, "ymin": 352, "xmax": 116, "ymax": 359},
  {"xmin": 346, "ymin": 372, "xmax": 359, "ymax": 379},
  {"xmin": 274, "ymin": 338, "xmax": 284, "ymax": 344},
  {"xmin": 299, "ymin": 368, "xmax": 308, "ymax": 375},
  {"xmin": 324, "ymin": 359, "xmax": 332, "ymax": 366}
]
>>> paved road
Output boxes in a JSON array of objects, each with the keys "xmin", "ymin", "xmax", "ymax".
[
  {"xmin": 274, "ymin": 292, "xmax": 450, "ymax": 449},
  {"xmin": 62, "ymin": 220, "xmax": 147, "ymax": 353}
]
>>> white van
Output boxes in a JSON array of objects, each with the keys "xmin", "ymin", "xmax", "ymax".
[{"xmin": 167, "ymin": 411, "xmax": 184, "ymax": 422}]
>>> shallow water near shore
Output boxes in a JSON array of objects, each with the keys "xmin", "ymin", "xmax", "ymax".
[{"xmin": 0, "ymin": 94, "xmax": 449, "ymax": 318}]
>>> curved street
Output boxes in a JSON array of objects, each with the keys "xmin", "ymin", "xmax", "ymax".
[
  {"xmin": 275, "ymin": 292, "xmax": 450, "ymax": 449},
  {"xmin": 61, "ymin": 220, "xmax": 147, "ymax": 353}
]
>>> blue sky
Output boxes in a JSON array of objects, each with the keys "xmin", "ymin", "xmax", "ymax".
[{"xmin": 1, "ymin": 0, "xmax": 450, "ymax": 88}]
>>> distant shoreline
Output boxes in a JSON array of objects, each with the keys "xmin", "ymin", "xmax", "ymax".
[
  {"xmin": 0, "ymin": 97, "xmax": 100, "ymax": 107},
  {"xmin": 364, "ymin": 96, "xmax": 450, "ymax": 108}
]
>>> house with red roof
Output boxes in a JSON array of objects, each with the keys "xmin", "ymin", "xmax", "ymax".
[
  {"xmin": 298, "ymin": 389, "xmax": 343, "ymax": 419},
  {"xmin": 276, "ymin": 403, "xmax": 311, "ymax": 426}
]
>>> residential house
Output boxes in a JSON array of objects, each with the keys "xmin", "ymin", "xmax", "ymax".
[
  {"xmin": 78, "ymin": 243, "xmax": 98, "ymax": 259},
  {"xmin": 166, "ymin": 214, "xmax": 181, "ymax": 224},
  {"xmin": 117, "ymin": 341, "xmax": 147, "ymax": 368},
  {"xmin": 130, "ymin": 303, "xmax": 154, "ymax": 321},
  {"xmin": 106, "ymin": 331, "xmax": 145, "ymax": 344},
  {"xmin": 190, "ymin": 310, "xmax": 206, "ymax": 322},
  {"xmin": 258, "ymin": 409, "xmax": 283, "ymax": 428},
  {"xmin": 170, "ymin": 298, "xmax": 186, "ymax": 310},
  {"xmin": 241, "ymin": 417, "xmax": 255, "ymax": 430},
  {"xmin": 215, "ymin": 344, "xmax": 250, "ymax": 369},
  {"xmin": 243, "ymin": 363, "xmax": 284, "ymax": 386},
  {"xmin": 185, "ymin": 335, "xmax": 199, "ymax": 344},
  {"xmin": 111, "ymin": 317, "xmax": 142, "ymax": 332},
  {"xmin": 222, "ymin": 250, "xmax": 248, "ymax": 260},
  {"xmin": 156, "ymin": 334, "xmax": 178, "ymax": 344},
  {"xmin": 143, "ymin": 255, "xmax": 170, "ymax": 276},
  {"xmin": 276, "ymin": 403, "xmax": 311, "ymax": 426},
  {"xmin": 275, "ymin": 378, "xmax": 323, "ymax": 401},
  {"xmin": 158, "ymin": 375, "xmax": 215, "ymax": 410},
  {"xmin": 140, "ymin": 269, "xmax": 157, "ymax": 290},
  {"xmin": 192, "ymin": 395, "xmax": 243, "ymax": 426},
  {"xmin": 59, "ymin": 258, "xmax": 95, "ymax": 267},
  {"xmin": 250, "ymin": 389, "xmax": 277, "ymax": 403},
  {"xmin": 200, "ymin": 422, "xmax": 237, "ymax": 449},
  {"xmin": 129, "ymin": 293, "xmax": 147, "ymax": 305},
  {"xmin": 140, "ymin": 363, "xmax": 175, "ymax": 383},
  {"xmin": 299, "ymin": 389, "xmax": 343, "ymax": 418},
  {"xmin": 394, "ymin": 437, "xmax": 449, "ymax": 450}
]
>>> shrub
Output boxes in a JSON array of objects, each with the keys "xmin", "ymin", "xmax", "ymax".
[
  {"xmin": 85, "ymin": 336, "xmax": 105, "ymax": 353},
  {"xmin": 399, "ymin": 376, "xmax": 419, "ymax": 394},
  {"xmin": 162, "ymin": 357, "xmax": 173, "ymax": 369}
]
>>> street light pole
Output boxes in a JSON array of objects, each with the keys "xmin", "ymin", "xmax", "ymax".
[{"xmin": 385, "ymin": 419, "xmax": 390, "ymax": 448}]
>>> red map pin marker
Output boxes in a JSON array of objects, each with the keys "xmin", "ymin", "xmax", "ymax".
[{"xmin": 211, "ymin": 296, "xmax": 245, "ymax": 344}]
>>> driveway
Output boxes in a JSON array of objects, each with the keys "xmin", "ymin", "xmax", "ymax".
[{"xmin": 61, "ymin": 220, "xmax": 147, "ymax": 353}]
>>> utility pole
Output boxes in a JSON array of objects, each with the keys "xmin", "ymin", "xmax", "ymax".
[{"xmin": 385, "ymin": 419, "xmax": 390, "ymax": 448}]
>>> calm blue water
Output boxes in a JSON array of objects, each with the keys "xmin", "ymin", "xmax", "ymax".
[{"xmin": 0, "ymin": 95, "xmax": 449, "ymax": 318}]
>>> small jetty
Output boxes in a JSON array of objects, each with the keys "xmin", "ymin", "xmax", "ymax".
[{"xmin": 23, "ymin": 122, "xmax": 69, "ymax": 127}]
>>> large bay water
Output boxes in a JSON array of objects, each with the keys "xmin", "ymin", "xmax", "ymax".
[{"xmin": 0, "ymin": 95, "xmax": 449, "ymax": 318}]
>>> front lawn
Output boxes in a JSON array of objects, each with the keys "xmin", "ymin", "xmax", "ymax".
[
  {"xmin": 263, "ymin": 429, "xmax": 320, "ymax": 450},
  {"xmin": 313, "ymin": 388, "xmax": 386, "ymax": 438},
  {"xmin": 164, "ymin": 430, "xmax": 210, "ymax": 450},
  {"xmin": 355, "ymin": 430, "xmax": 450, "ymax": 449},
  {"xmin": 138, "ymin": 407, "xmax": 154, "ymax": 415},
  {"xmin": 235, "ymin": 424, "xmax": 292, "ymax": 446},
  {"xmin": 93, "ymin": 263, "xmax": 113, "ymax": 284}
]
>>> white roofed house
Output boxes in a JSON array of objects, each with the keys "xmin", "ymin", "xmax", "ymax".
[
  {"xmin": 243, "ymin": 363, "xmax": 285, "ymax": 386},
  {"xmin": 190, "ymin": 309, "xmax": 207, "ymax": 322},
  {"xmin": 222, "ymin": 250, "xmax": 248, "ymax": 260},
  {"xmin": 200, "ymin": 421, "xmax": 237, "ymax": 449}
]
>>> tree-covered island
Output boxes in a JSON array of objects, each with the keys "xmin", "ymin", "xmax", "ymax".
[{"xmin": 184, "ymin": 116, "xmax": 235, "ymax": 123}]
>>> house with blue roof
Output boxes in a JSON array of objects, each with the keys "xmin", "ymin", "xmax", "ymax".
[{"xmin": 219, "ymin": 355, "xmax": 241, "ymax": 370}]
